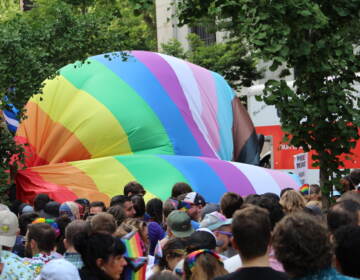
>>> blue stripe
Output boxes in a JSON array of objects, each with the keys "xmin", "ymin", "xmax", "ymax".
[
  {"xmin": 158, "ymin": 155, "xmax": 228, "ymax": 203},
  {"xmin": 93, "ymin": 54, "xmax": 202, "ymax": 156},
  {"xmin": 212, "ymin": 72, "xmax": 234, "ymax": 160}
]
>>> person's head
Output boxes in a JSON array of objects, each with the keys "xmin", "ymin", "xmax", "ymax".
[
  {"xmin": 280, "ymin": 187, "xmax": 293, "ymax": 198},
  {"xmin": 262, "ymin": 192, "xmax": 280, "ymax": 203},
  {"xmin": 163, "ymin": 199, "xmax": 178, "ymax": 219},
  {"xmin": 232, "ymin": 205, "xmax": 271, "ymax": 261},
  {"xmin": 252, "ymin": 195, "xmax": 284, "ymax": 230},
  {"xmin": 338, "ymin": 190, "xmax": 360, "ymax": 204},
  {"xmin": 167, "ymin": 210, "xmax": 194, "ymax": 238},
  {"xmin": 200, "ymin": 203, "xmax": 220, "ymax": 220},
  {"xmin": 171, "ymin": 182, "xmax": 193, "ymax": 199},
  {"xmin": 273, "ymin": 213, "xmax": 332, "ymax": 278},
  {"xmin": 178, "ymin": 192, "xmax": 206, "ymax": 221},
  {"xmin": 33, "ymin": 193, "xmax": 50, "ymax": 212},
  {"xmin": 91, "ymin": 212, "xmax": 117, "ymax": 235},
  {"xmin": 309, "ymin": 184, "xmax": 321, "ymax": 201},
  {"xmin": 43, "ymin": 201, "xmax": 60, "ymax": 219},
  {"xmin": 59, "ymin": 201, "xmax": 80, "ymax": 220},
  {"xmin": 146, "ymin": 198, "xmax": 163, "ymax": 225},
  {"xmin": 159, "ymin": 238, "xmax": 187, "ymax": 271},
  {"xmin": 64, "ymin": 220, "xmax": 90, "ymax": 251},
  {"xmin": 327, "ymin": 199, "xmax": 360, "ymax": 234},
  {"xmin": 341, "ymin": 170, "xmax": 360, "ymax": 192},
  {"xmin": 55, "ymin": 215, "xmax": 72, "ymax": 254},
  {"xmin": 18, "ymin": 203, "xmax": 34, "ymax": 216},
  {"xmin": 123, "ymin": 218, "xmax": 149, "ymax": 250},
  {"xmin": 18, "ymin": 212, "xmax": 39, "ymax": 236},
  {"xmin": 74, "ymin": 232, "xmax": 127, "ymax": 279},
  {"xmin": 131, "ymin": 195, "xmax": 145, "ymax": 218},
  {"xmin": 220, "ymin": 192, "xmax": 243, "ymax": 218},
  {"xmin": 110, "ymin": 195, "xmax": 136, "ymax": 218},
  {"xmin": 279, "ymin": 190, "xmax": 306, "ymax": 214},
  {"xmin": 75, "ymin": 198, "xmax": 90, "ymax": 219},
  {"xmin": 107, "ymin": 205, "xmax": 126, "ymax": 226},
  {"xmin": 199, "ymin": 211, "xmax": 232, "ymax": 253},
  {"xmin": 26, "ymin": 223, "xmax": 56, "ymax": 256},
  {"xmin": 183, "ymin": 249, "xmax": 226, "ymax": 280},
  {"xmin": 89, "ymin": 201, "xmax": 106, "ymax": 215},
  {"xmin": 243, "ymin": 194, "xmax": 261, "ymax": 204},
  {"xmin": 187, "ymin": 229, "xmax": 217, "ymax": 252},
  {"xmin": 148, "ymin": 271, "xmax": 180, "ymax": 280},
  {"xmin": 0, "ymin": 210, "xmax": 19, "ymax": 249},
  {"xmin": 123, "ymin": 181, "xmax": 146, "ymax": 197},
  {"xmin": 334, "ymin": 225, "xmax": 360, "ymax": 278},
  {"xmin": 36, "ymin": 258, "xmax": 81, "ymax": 280}
]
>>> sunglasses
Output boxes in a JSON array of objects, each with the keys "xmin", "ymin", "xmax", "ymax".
[{"xmin": 214, "ymin": 230, "xmax": 232, "ymax": 237}]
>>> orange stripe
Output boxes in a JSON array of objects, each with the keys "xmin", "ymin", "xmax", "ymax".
[
  {"xmin": 31, "ymin": 162, "xmax": 110, "ymax": 205},
  {"xmin": 17, "ymin": 102, "xmax": 91, "ymax": 165}
]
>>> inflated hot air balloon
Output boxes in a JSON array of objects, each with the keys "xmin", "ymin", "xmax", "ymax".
[{"xmin": 15, "ymin": 51, "xmax": 300, "ymax": 204}]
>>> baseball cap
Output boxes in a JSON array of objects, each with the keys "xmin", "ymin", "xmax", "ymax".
[
  {"xmin": 59, "ymin": 201, "xmax": 80, "ymax": 220},
  {"xmin": 167, "ymin": 210, "xmax": 194, "ymax": 238},
  {"xmin": 183, "ymin": 192, "xmax": 206, "ymax": 206},
  {"xmin": 0, "ymin": 210, "xmax": 19, "ymax": 247},
  {"xmin": 35, "ymin": 258, "xmax": 80, "ymax": 280},
  {"xmin": 200, "ymin": 211, "xmax": 232, "ymax": 231},
  {"xmin": 187, "ymin": 228, "xmax": 217, "ymax": 251}
]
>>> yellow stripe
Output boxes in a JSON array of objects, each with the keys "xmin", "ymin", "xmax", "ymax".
[
  {"xmin": 69, "ymin": 157, "xmax": 156, "ymax": 201},
  {"xmin": 31, "ymin": 76, "xmax": 132, "ymax": 158}
]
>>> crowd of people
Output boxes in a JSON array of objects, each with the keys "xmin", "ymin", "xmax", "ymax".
[{"xmin": 1, "ymin": 173, "xmax": 360, "ymax": 280}]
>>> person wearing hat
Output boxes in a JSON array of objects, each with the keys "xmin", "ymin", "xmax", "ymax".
[
  {"xmin": 178, "ymin": 192, "xmax": 206, "ymax": 230},
  {"xmin": 200, "ymin": 211, "xmax": 235, "ymax": 257},
  {"xmin": 159, "ymin": 210, "xmax": 194, "ymax": 249},
  {"xmin": 35, "ymin": 258, "xmax": 80, "ymax": 280},
  {"xmin": 0, "ymin": 210, "xmax": 35, "ymax": 279}
]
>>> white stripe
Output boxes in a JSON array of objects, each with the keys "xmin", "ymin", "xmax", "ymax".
[
  {"xmin": 3, "ymin": 112, "xmax": 19, "ymax": 128},
  {"xmin": 229, "ymin": 161, "xmax": 281, "ymax": 195},
  {"xmin": 159, "ymin": 53, "xmax": 219, "ymax": 158}
]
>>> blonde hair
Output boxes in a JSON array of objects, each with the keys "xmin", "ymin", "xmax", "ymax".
[
  {"xmin": 184, "ymin": 253, "xmax": 227, "ymax": 280},
  {"xmin": 280, "ymin": 190, "xmax": 306, "ymax": 214}
]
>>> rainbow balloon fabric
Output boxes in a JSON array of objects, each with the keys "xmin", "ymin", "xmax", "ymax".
[{"xmin": 15, "ymin": 51, "xmax": 300, "ymax": 204}]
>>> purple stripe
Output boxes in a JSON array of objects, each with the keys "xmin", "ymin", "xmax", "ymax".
[
  {"xmin": 186, "ymin": 62, "xmax": 220, "ymax": 151},
  {"xmin": 132, "ymin": 51, "xmax": 216, "ymax": 158},
  {"xmin": 200, "ymin": 157, "xmax": 256, "ymax": 196}
]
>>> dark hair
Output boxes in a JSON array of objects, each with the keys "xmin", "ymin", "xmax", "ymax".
[
  {"xmin": 158, "ymin": 238, "xmax": 187, "ymax": 270},
  {"xmin": 10, "ymin": 200, "xmax": 23, "ymax": 216},
  {"xmin": 327, "ymin": 200, "xmax": 360, "ymax": 234},
  {"xmin": 107, "ymin": 205, "xmax": 126, "ymax": 226},
  {"xmin": 19, "ymin": 212, "xmax": 39, "ymax": 236},
  {"xmin": 89, "ymin": 201, "xmax": 106, "ymax": 212},
  {"xmin": 232, "ymin": 205, "xmax": 271, "ymax": 260},
  {"xmin": 148, "ymin": 271, "xmax": 180, "ymax": 280},
  {"xmin": 110, "ymin": 195, "xmax": 131, "ymax": 207},
  {"xmin": 335, "ymin": 225, "xmax": 360, "ymax": 278},
  {"xmin": 33, "ymin": 193, "xmax": 50, "ymax": 212},
  {"xmin": 220, "ymin": 192, "xmax": 243, "ymax": 218},
  {"xmin": 339, "ymin": 191, "xmax": 360, "ymax": 204},
  {"xmin": 146, "ymin": 198, "xmax": 163, "ymax": 225},
  {"xmin": 65, "ymin": 220, "xmax": 91, "ymax": 247},
  {"xmin": 163, "ymin": 199, "xmax": 178, "ymax": 219},
  {"xmin": 55, "ymin": 215, "xmax": 72, "ymax": 254},
  {"xmin": 44, "ymin": 201, "xmax": 60, "ymax": 218},
  {"xmin": 273, "ymin": 213, "xmax": 332, "ymax": 278},
  {"xmin": 243, "ymin": 194, "xmax": 261, "ymax": 205},
  {"xmin": 74, "ymin": 232, "xmax": 126, "ymax": 277},
  {"xmin": 262, "ymin": 192, "xmax": 280, "ymax": 203},
  {"xmin": 131, "ymin": 195, "xmax": 145, "ymax": 218},
  {"xmin": 27, "ymin": 223, "xmax": 56, "ymax": 253},
  {"xmin": 280, "ymin": 188, "xmax": 293, "ymax": 198},
  {"xmin": 309, "ymin": 184, "xmax": 321, "ymax": 195},
  {"xmin": 75, "ymin": 198, "xmax": 90, "ymax": 207},
  {"xmin": 252, "ymin": 195, "xmax": 284, "ymax": 230},
  {"xmin": 171, "ymin": 182, "xmax": 193, "ymax": 199},
  {"xmin": 124, "ymin": 181, "xmax": 145, "ymax": 196},
  {"xmin": 90, "ymin": 212, "xmax": 117, "ymax": 235}
]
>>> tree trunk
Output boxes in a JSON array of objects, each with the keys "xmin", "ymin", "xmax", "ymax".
[{"xmin": 320, "ymin": 163, "xmax": 330, "ymax": 209}]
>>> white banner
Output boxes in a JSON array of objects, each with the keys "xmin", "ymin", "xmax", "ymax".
[{"xmin": 294, "ymin": 153, "xmax": 308, "ymax": 185}]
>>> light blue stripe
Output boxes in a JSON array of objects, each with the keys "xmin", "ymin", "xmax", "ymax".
[{"xmin": 212, "ymin": 72, "xmax": 234, "ymax": 160}]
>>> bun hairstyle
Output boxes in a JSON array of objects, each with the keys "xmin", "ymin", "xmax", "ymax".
[{"xmin": 74, "ymin": 232, "xmax": 126, "ymax": 271}]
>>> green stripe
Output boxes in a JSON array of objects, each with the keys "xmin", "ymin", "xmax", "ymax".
[
  {"xmin": 114, "ymin": 155, "xmax": 188, "ymax": 200},
  {"xmin": 60, "ymin": 59, "xmax": 174, "ymax": 155}
]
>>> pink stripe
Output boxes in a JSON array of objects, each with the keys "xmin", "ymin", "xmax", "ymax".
[
  {"xmin": 265, "ymin": 169, "xmax": 299, "ymax": 190},
  {"xmin": 132, "ymin": 51, "xmax": 216, "ymax": 158},
  {"xmin": 186, "ymin": 62, "xmax": 220, "ymax": 151}
]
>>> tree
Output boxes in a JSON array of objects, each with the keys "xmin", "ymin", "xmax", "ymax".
[
  {"xmin": 161, "ymin": 33, "xmax": 262, "ymax": 91},
  {"xmin": 0, "ymin": 0, "xmax": 157, "ymax": 203},
  {"xmin": 177, "ymin": 0, "xmax": 360, "ymax": 201}
]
